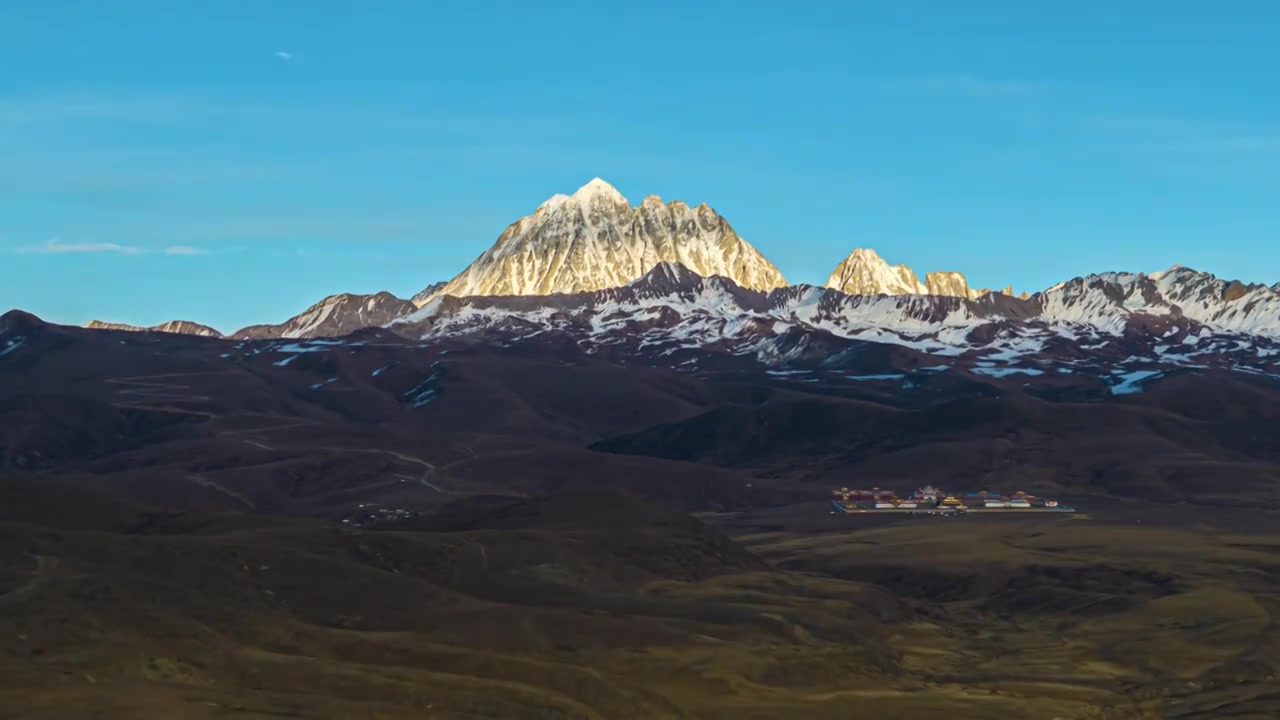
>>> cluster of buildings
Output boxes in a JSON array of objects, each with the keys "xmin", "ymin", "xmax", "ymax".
[
  {"xmin": 830, "ymin": 485, "xmax": 1070, "ymax": 512},
  {"xmin": 341, "ymin": 503, "xmax": 421, "ymax": 527}
]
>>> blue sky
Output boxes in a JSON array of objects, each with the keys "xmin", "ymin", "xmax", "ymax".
[{"xmin": 2, "ymin": 0, "xmax": 1279, "ymax": 331}]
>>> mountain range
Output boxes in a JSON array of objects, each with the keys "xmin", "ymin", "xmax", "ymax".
[
  {"xmin": 62, "ymin": 178, "xmax": 1280, "ymax": 374},
  {"xmin": 9, "ymin": 179, "xmax": 1280, "ymax": 717}
]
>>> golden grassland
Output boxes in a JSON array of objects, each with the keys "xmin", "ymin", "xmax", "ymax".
[
  {"xmin": 739, "ymin": 513, "xmax": 1280, "ymax": 719},
  {"xmin": 3, "ymin": 483, "xmax": 1280, "ymax": 719}
]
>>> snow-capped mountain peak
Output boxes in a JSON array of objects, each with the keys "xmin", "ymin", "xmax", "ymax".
[
  {"xmin": 571, "ymin": 177, "xmax": 628, "ymax": 204},
  {"xmin": 536, "ymin": 178, "xmax": 629, "ymax": 214},
  {"xmin": 424, "ymin": 178, "xmax": 787, "ymax": 301}
]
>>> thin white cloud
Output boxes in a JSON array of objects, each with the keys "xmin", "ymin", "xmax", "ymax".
[
  {"xmin": 17, "ymin": 237, "xmax": 141, "ymax": 254},
  {"xmin": 147, "ymin": 217, "xmax": 431, "ymax": 242},
  {"xmin": 275, "ymin": 51, "xmax": 293, "ymax": 61},
  {"xmin": 918, "ymin": 75, "xmax": 1033, "ymax": 97},
  {"xmin": 1167, "ymin": 137, "xmax": 1280, "ymax": 155},
  {"xmin": 1072, "ymin": 113, "xmax": 1280, "ymax": 157},
  {"xmin": 0, "ymin": 92, "xmax": 573, "ymax": 137},
  {"xmin": 12, "ymin": 238, "xmax": 208, "ymax": 255}
]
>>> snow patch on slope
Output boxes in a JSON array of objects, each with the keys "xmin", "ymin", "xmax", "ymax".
[{"xmin": 1110, "ymin": 370, "xmax": 1164, "ymax": 395}]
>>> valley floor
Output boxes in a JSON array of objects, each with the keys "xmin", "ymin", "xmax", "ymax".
[{"xmin": 4, "ymin": 482, "xmax": 1280, "ymax": 719}]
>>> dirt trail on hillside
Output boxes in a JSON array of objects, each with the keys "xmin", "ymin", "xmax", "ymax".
[
  {"xmin": 0, "ymin": 555, "xmax": 61, "ymax": 602},
  {"xmin": 104, "ymin": 372, "xmax": 449, "ymax": 494}
]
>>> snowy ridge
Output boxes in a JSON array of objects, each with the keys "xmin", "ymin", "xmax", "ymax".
[
  {"xmin": 391, "ymin": 262, "xmax": 1280, "ymax": 376},
  {"xmin": 1036, "ymin": 273, "xmax": 1172, "ymax": 334},
  {"xmin": 418, "ymin": 178, "xmax": 787, "ymax": 304},
  {"xmin": 1147, "ymin": 266, "xmax": 1280, "ymax": 335},
  {"xmin": 1037, "ymin": 267, "xmax": 1280, "ymax": 337}
]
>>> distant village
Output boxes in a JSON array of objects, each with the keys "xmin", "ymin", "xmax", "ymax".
[
  {"xmin": 831, "ymin": 485, "xmax": 1074, "ymax": 513},
  {"xmin": 341, "ymin": 503, "xmax": 422, "ymax": 527}
]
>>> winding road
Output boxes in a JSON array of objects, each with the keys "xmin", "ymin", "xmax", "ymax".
[
  {"xmin": 104, "ymin": 371, "xmax": 454, "ymax": 497},
  {"xmin": 0, "ymin": 554, "xmax": 61, "ymax": 603}
]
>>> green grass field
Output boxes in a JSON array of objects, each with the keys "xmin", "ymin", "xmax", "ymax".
[{"xmin": 4, "ymin": 479, "xmax": 1280, "ymax": 719}]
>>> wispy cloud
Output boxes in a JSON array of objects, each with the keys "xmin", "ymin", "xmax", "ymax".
[
  {"xmin": 1071, "ymin": 113, "xmax": 1280, "ymax": 157},
  {"xmin": 14, "ymin": 238, "xmax": 208, "ymax": 255},
  {"xmin": 18, "ymin": 238, "xmax": 141, "ymax": 254},
  {"xmin": 274, "ymin": 51, "xmax": 293, "ymax": 61},
  {"xmin": 0, "ymin": 92, "xmax": 591, "ymax": 137},
  {"xmin": 0, "ymin": 94, "xmax": 226, "ymax": 126},
  {"xmin": 917, "ymin": 75, "xmax": 1034, "ymax": 97},
  {"xmin": 0, "ymin": 153, "xmax": 303, "ymax": 195},
  {"xmin": 750, "ymin": 71, "xmax": 1038, "ymax": 100},
  {"xmin": 1162, "ymin": 137, "xmax": 1280, "ymax": 155},
  {"xmin": 145, "ymin": 217, "xmax": 430, "ymax": 243}
]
